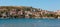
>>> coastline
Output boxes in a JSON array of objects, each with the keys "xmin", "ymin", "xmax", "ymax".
[{"xmin": 0, "ymin": 6, "xmax": 59, "ymax": 19}]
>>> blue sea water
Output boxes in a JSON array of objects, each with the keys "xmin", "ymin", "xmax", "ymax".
[{"xmin": 0, "ymin": 18, "xmax": 60, "ymax": 27}]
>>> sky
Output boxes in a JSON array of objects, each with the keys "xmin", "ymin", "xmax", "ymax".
[{"xmin": 0, "ymin": 0, "xmax": 60, "ymax": 11}]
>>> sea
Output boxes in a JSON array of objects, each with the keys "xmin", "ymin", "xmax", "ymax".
[{"xmin": 0, "ymin": 18, "xmax": 60, "ymax": 27}]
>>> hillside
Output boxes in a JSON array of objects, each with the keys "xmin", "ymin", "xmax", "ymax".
[{"xmin": 0, "ymin": 6, "xmax": 59, "ymax": 19}]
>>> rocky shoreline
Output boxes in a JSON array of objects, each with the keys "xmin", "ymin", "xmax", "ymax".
[{"xmin": 0, "ymin": 6, "xmax": 60, "ymax": 19}]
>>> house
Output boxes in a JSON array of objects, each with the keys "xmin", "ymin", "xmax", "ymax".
[
  {"xmin": 25, "ymin": 11, "xmax": 32, "ymax": 18},
  {"xmin": 56, "ymin": 10, "xmax": 60, "ymax": 15},
  {"xmin": 9, "ymin": 9, "xmax": 17, "ymax": 17},
  {"xmin": 18, "ymin": 11, "xmax": 23, "ymax": 15},
  {"xmin": 2, "ymin": 12, "xmax": 7, "ymax": 18}
]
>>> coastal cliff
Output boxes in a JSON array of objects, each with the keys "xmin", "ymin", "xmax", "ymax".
[{"xmin": 0, "ymin": 6, "xmax": 59, "ymax": 19}]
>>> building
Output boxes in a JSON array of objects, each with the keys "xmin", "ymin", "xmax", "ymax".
[{"xmin": 56, "ymin": 10, "xmax": 60, "ymax": 15}]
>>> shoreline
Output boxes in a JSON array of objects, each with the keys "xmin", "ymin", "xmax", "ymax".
[{"xmin": 0, "ymin": 17, "xmax": 58, "ymax": 19}]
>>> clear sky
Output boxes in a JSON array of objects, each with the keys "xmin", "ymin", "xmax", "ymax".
[{"xmin": 0, "ymin": 0, "xmax": 60, "ymax": 11}]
